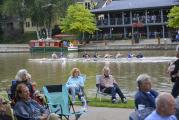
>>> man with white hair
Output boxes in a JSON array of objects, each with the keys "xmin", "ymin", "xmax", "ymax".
[
  {"xmin": 99, "ymin": 66, "xmax": 127, "ymax": 103},
  {"xmin": 145, "ymin": 92, "xmax": 177, "ymax": 120},
  {"xmin": 135, "ymin": 74, "xmax": 158, "ymax": 110}
]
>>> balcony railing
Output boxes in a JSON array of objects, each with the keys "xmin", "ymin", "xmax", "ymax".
[{"xmin": 97, "ymin": 15, "xmax": 166, "ymax": 26}]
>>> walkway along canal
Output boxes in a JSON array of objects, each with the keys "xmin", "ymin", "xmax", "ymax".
[{"xmin": 0, "ymin": 40, "xmax": 178, "ymax": 52}]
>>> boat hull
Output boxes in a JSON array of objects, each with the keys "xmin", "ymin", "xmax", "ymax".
[
  {"xmin": 68, "ymin": 46, "xmax": 78, "ymax": 51},
  {"xmin": 30, "ymin": 47, "xmax": 68, "ymax": 52}
]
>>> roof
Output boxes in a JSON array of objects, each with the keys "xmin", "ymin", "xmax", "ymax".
[
  {"xmin": 95, "ymin": 0, "xmax": 107, "ymax": 8},
  {"xmin": 92, "ymin": 0, "xmax": 179, "ymax": 13}
]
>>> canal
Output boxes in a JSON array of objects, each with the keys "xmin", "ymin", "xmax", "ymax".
[{"xmin": 0, "ymin": 50, "xmax": 176, "ymax": 99}]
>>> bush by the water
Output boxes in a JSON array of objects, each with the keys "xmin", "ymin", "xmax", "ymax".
[{"xmin": 0, "ymin": 32, "xmax": 37, "ymax": 44}]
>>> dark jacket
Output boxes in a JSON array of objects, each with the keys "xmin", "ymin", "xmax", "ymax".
[
  {"xmin": 135, "ymin": 89, "xmax": 158, "ymax": 109},
  {"xmin": 171, "ymin": 59, "xmax": 179, "ymax": 82},
  {"xmin": 10, "ymin": 80, "xmax": 34, "ymax": 100}
]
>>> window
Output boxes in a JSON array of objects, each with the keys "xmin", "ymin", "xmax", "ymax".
[
  {"xmin": 85, "ymin": 2, "xmax": 91, "ymax": 9},
  {"xmin": 32, "ymin": 22, "xmax": 36, "ymax": 27},
  {"xmin": 26, "ymin": 22, "xmax": 30, "ymax": 27}
]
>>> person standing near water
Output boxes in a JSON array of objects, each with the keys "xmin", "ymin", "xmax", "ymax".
[{"xmin": 169, "ymin": 47, "xmax": 179, "ymax": 98}]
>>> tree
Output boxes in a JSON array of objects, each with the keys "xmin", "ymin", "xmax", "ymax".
[
  {"xmin": 2, "ymin": 0, "xmax": 29, "ymax": 33},
  {"xmin": 60, "ymin": 4, "xmax": 97, "ymax": 40},
  {"xmin": 2, "ymin": 0, "xmax": 74, "ymax": 36},
  {"xmin": 168, "ymin": 6, "xmax": 179, "ymax": 28}
]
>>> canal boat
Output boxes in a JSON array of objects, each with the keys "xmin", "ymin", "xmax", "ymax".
[{"xmin": 29, "ymin": 34, "xmax": 79, "ymax": 52}]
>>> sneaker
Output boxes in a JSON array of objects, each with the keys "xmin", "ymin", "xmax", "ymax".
[
  {"xmin": 112, "ymin": 99, "xmax": 116, "ymax": 104},
  {"xmin": 122, "ymin": 98, "xmax": 127, "ymax": 104},
  {"xmin": 80, "ymin": 106, "xmax": 88, "ymax": 112}
]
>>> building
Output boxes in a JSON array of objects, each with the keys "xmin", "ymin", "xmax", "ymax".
[
  {"xmin": 76, "ymin": 0, "xmax": 112, "ymax": 9},
  {"xmin": 91, "ymin": 0, "xmax": 179, "ymax": 40}
]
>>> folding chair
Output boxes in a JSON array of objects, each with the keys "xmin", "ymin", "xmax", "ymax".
[
  {"xmin": 68, "ymin": 74, "xmax": 88, "ymax": 103},
  {"xmin": 95, "ymin": 75, "xmax": 112, "ymax": 101},
  {"xmin": 42, "ymin": 84, "xmax": 85, "ymax": 120}
]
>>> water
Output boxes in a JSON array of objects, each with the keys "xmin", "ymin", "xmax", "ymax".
[{"xmin": 0, "ymin": 50, "xmax": 176, "ymax": 98}]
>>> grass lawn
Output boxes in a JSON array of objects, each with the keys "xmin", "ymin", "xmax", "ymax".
[{"xmin": 75, "ymin": 97, "xmax": 135, "ymax": 109}]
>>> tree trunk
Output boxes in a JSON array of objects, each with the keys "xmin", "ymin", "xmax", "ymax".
[
  {"xmin": 82, "ymin": 32, "xmax": 85, "ymax": 41},
  {"xmin": 36, "ymin": 25, "xmax": 40, "ymax": 40}
]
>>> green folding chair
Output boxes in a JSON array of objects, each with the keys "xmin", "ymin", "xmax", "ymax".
[
  {"xmin": 42, "ymin": 84, "xmax": 85, "ymax": 120},
  {"xmin": 95, "ymin": 75, "xmax": 112, "ymax": 101}
]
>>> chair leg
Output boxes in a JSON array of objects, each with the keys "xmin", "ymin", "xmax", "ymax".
[
  {"xmin": 100, "ymin": 93, "xmax": 102, "ymax": 102},
  {"xmin": 75, "ymin": 114, "xmax": 81, "ymax": 120},
  {"xmin": 60, "ymin": 115, "xmax": 62, "ymax": 120},
  {"xmin": 95, "ymin": 93, "xmax": 98, "ymax": 100}
]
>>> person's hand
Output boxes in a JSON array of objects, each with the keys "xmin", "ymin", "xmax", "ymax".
[
  {"xmin": 73, "ymin": 84, "xmax": 79, "ymax": 88},
  {"xmin": 105, "ymin": 84, "xmax": 113, "ymax": 88}
]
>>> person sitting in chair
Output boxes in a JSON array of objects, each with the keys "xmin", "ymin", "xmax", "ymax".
[
  {"xmin": 99, "ymin": 66, "xmax": 127, "ymax": 103},
  {"xmin": 66, "ymin": 68, "xmax": 87, "ymax": 109},
  {"xmin": 0, "ymin": 97, "xmax": 12, "ymax": 120},
  {"xmin": 135, "ymin": 74, "xmax": 158, "ymax": 110},
  {"xmin": 13, "ymin": 83, "xmax": 60, "ymax": 120},
  {"xmin": 10, "ymin": 69, "xmax": 35, "ymax": 102}
]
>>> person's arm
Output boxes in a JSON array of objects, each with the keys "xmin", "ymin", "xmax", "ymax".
[
  {"xmin": 66, "ymin": 77, "xmax": 78, "ymax": 88},
  {"xmin": 14, "ymin": 102, "xmax": 38, "ymax": 120},
  {"xmin": 66, "ymin": 76, "xmax": 72, "ymax": 87},
  {"xmin": 79, "ymin": 76, "xmax": 85, "ymax": 87},
  {"xmin": 111, "ymin": 75, "xmax": 117, "ymax": 84},
  {"xmin": 172, "ymin": 60, "xmax": 179, "ymax": 75},
  {"xmin": 135, "ymin": 92, "xmax": 146, "ymax": 110}
]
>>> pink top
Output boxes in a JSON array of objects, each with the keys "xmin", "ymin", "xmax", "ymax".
[{"xmin": 99, "ymin": 75, "xmax": 117, "ymax": 88}]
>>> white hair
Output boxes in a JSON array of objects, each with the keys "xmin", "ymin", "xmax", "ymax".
[
  {"xmin": 155, "ymin": 92, "xmax": 174, "ymax": 110},
  {"xmin": 136, "ymin": 73, "xmax": 151, "ymax": 87},
  {"xmin": 15, "ymin": 69, "xmax": 28, "ymax": 81},
  {"xmin": 103, "ymin": 66, "xmax": 110, "ymax": 73}
]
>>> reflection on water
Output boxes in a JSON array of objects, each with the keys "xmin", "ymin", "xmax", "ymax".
[{"xmin": 0, "ymin": 50, "xmax": 176, "ymax": 98}]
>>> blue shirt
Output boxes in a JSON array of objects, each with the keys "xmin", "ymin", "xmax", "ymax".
[
  {"xmin": 135, "ymin": 89, "xmax": 158, "ymax": 109},
  {"xmin": 66, "ymin": 76, "xmax": 84, "ymax": 88},
  {"xmin": 14, "ymin": 99, "xmax": 49, "ymax": 120},
  {"xmin": 145, "ymin": 111, "xmax": 177, "ymax": 120}
]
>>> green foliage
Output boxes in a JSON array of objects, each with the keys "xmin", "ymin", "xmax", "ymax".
[
  {"xmin": 168, "ymin": 6, "xmax": 179, "ymax": 28},
  {"xmin": 2, "ymin": 0, "xmax": 74, "ymax": 31},
  {"xmin": 0, "ymin": 32, "xmax": 36, "ymax": 43},
  {"xmin": 60, "ymin": 4, "xmax": 97, "ymax": 34}
]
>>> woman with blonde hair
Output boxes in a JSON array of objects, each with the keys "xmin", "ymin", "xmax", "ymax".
[{"xmin": 66, "ymin": 68, "xmax": 87, "ymax": 110}]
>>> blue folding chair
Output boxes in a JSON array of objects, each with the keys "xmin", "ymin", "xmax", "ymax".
[{"xmin": 43, "ymin": 84, "xmax": 85, "ymax": 120}]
